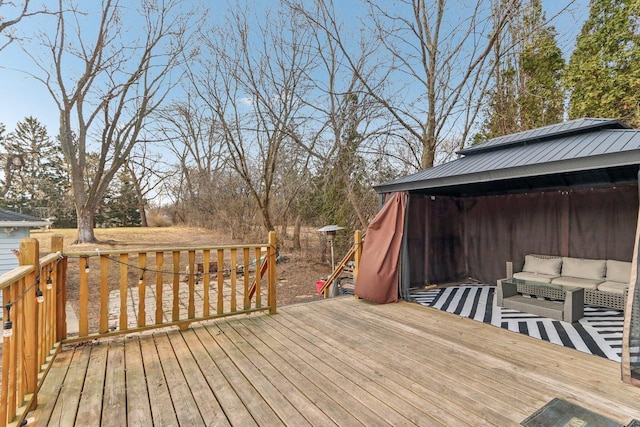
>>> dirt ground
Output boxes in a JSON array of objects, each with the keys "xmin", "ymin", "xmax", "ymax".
[{"xmin": 32, "ymin": 226, "xmax": 332, "ymax": 309}]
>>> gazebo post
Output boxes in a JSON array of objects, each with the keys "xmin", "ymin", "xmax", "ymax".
[{"xmin": 622, "ymin": 171, "xmax": 640, "ymax": 386}]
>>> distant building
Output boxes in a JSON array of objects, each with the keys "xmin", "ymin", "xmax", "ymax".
[{"xmin": 0, "ymin": 208, "xmax": 51, "ymax": 275}]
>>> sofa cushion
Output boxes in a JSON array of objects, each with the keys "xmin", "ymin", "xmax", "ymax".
[
  {"xmin": 606, "ymin": 260, "xmax": 631, "ymax": 284},
  {"xmin": 551, "ymin": 276, "xmax": 602, "ymax": 289},
  {"xmin": 597, "ymin": 280, "xmax": 628, "ymax": 294},
  {"xmin": 561, "ymin": 257, "xmax": 606, "ymax": 281},
  {"xmin": 513, "ymin": 271, "xmax": 558, "ymax": 283},
  {"xmin": 522, "ymin": 255, "xmax": 562, "ymax": 276}
]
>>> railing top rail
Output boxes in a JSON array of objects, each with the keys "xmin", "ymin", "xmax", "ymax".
[
  {"xmin": 40, "ymin": 253, "xmax": 61, "ymax": 265},
  {"xmin": 63, "ymin": 243, "xmax": 272, "ymax": 257},
  {"xmin": 0, "ymin": 265, "xmax": 35, "ymax": 291}
]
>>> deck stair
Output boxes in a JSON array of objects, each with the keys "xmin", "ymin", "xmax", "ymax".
[
  {"xmin": 317, "ymin": 230, "xmax": 363, "ymax": 297},
  {"xmin": 337, "ymin": 261, "xmax": 355, "ymax": 295}
]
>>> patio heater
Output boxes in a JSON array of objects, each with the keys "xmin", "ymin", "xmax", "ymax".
[{"xmin": 317, "ymin": 225, "xmax": 345, "ymax": 271}]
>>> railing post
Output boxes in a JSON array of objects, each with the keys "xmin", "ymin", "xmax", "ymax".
[
  {"xmin": 268, "ymin": 231, "xmax": 277, "ymax": 314},
  {"xmin": 51, "ymin": 235, "xmax": 67, "ymax": 341},
  {"xmin": 1, "ymin": 286, "xmax": 11, "ymax": 426},
  {"xmin": 19, "ymin": 238, "xmax": 39, "ymax": 404},
  {"xmin": 354, "ymin": 230, "xmax": 362, "ymax": 283}
]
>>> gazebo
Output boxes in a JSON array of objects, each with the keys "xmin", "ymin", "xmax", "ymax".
[{"xmin": 358, "ymin": 118, "xmax": 640, "ymax": 386}]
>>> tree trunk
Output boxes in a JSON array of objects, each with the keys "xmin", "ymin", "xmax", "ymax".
[
  {"xmin": 292, "ymin": 215, "xmax": 302, "ymax": 251},
  {"xmin": 344, "ymin": 180, "xmax": 369, "ymax": 230},
  {"xmin": 139, "ymin": 203, "xmax": 148, "ymax": 227},
  {"xmin": 421, "ymin": 144, "xmax": 435, "ymax": 169},
  {"xmin": 129, "ymin": 166, "xmax": 148, "ymax": 227},
  {"xmin": 260, "ymin": 204, "xmax": 275, "ymax": 232},
  {"xmin": 75, "ymin": 206, "xmax": 97, "ymax": 243},
  {"xmin": 421, "ymin": 118, "xmax": 437, "ymax": 169}
]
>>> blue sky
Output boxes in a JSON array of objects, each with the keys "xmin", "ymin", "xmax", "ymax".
[{"xmin": 0, "ymin": 0, "xmax": 590, "ymax": 137}]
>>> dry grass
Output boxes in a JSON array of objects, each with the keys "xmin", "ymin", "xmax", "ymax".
[{"xmin": 33, "ymin": 226, "xmax": 233, "ymax": 253}]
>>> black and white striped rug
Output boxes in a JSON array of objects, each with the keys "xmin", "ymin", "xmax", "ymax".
[{"xmin": 411, "ymin": 285, "xmax": 624, "ymax": 362}]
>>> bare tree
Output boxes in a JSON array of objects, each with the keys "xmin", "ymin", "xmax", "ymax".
[
  {"xmin": 125, "ymin": 143, "xmax": 176, "ymax": 227},
  {"xmin": 293, "ymin": 0, "xmax": 519, "ymax": 169},
  {"xmin": 155, "ymin": 98, "xmax": 241, "ymax": 231},
  {"xmin": 24, "ymin": 0, "xmax": 200, "ymax": 242},
  {"xmin": 187, "ymin": 3, "xmax": 317, "ymax": 233}
]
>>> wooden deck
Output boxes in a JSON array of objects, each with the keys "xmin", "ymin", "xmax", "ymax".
[{"xmin": 28, "ymin": 297, "xmax": 640, "ymax": 426}]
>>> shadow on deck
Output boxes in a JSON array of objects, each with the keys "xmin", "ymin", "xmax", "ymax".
[{"xmin": 29, "ymin": 297, "xmax": 640, "ymax": 426}]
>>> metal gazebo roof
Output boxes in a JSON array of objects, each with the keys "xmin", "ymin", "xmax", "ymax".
[{"xmin": 374, "ymin": 118, "xmax": 640, "ymax": 196}]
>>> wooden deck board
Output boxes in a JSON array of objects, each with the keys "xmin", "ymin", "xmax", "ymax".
[
  {"xmin": 154, "ymin": 332, "xmax": 206, "ymax": 425},
  {"xmin": 27, "ymin": 297, "xmax": 640, "ymax": 426},
  {"xmin": 101, "ymin": 339, "xmax": 127, "ymax": 427},
  {"xmin": 230, "ymin": 319, "xmax": 342, "ymax": 426},
  {"xmin": 181, "ymin": 328, "xmax": 255, "ymax": 426},
  {"xmin": 370, "ymin": 301, "xmax": 640, "ymax": 418},
  {"xmin": 192, "ymin": 324, "xmax": 283, "ymax": 425},
  {"xmin": 74, "ymin": 342, "xmax": 107, "ymax": 427},
  {"xmin": 138, "ymin": 334, "xmax": 179, "ymax": 426},
  {"xmin": 49, "ymin": 345, "xmax": 91, "ymax": 426},
  {"xmin": 212, "ymin": 322, "xmax": 313, "ymax": 426},
  {"xmin": 382, "ymin": 301, "xmax": 640, "ymax": 421},
  {"xmin": 166, "ymin": 331, "xmax": 231, "ymax": 427},
  {"xmin": 276, "ymin": 308, "xmax": 525, "ymax": 425},
  {"xmin": 124, "ymin": 337, "xmax": 154, "ymax": 427},
  {"xmin": 217, "ymin": 321, "xmax": 331, "ymax": 426},
  {"xmin": 234, "ymin": 316, "xmax": 360, "ymax": 425},
  {"xmin": 232, "ymin": 317, "xmax": 410, "ymax": 426},
  {"xmin": 245, "ymin": 313, "xmax": 448, "ymax": 426},
  {"xmin": 272, "ymin": 305, "xmax": 504, "ymax": 425},
  {"xmin": 302, "ymin": 300, "xmax": 543, "ymax": 416},
  {"xmin": 26, "ymin": 348, "xmax": 73, "ymax": 426}
]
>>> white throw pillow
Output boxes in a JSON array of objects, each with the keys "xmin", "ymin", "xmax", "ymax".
[
  {"xmin": 606, "ymin": 259, "xmax": 632, "ymax": 284},
  {"xmin": 522, "ymin": 255, "xmax": 562, "ymax": 276},
  {"xmin": 562, "ymin": 257, "xmax": 606, "ymax": 281}
]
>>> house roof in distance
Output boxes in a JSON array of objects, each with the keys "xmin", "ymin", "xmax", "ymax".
[
  {"xmin": 374, "ymin": 118, "xmax": 640, "ymax": 196},
  {"xmin": 0, "ymin": 208, "xmax": 51, "ymax": 227}
]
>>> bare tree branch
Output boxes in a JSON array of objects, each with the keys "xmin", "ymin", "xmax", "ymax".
[{"xmin": 0, "ymin": 0, "xmax": 55, "ymax": 50}]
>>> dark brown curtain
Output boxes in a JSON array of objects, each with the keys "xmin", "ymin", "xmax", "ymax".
[
  {"xmin": 405, "ymin": 184, "xmax": 638, "ymax": 287},
  {"xmin": 426, "ymin": 197, "xmax": 466, "ymax": 283},
  {"xmin": 569, "ymin": 186, "xmax": 638, "ymax": 261},
  {"xmin": 406, "ymin": 196, "xmax": 428, "ymax": 287},
  {"xmin": 355, "ymin": 192, "xmax": 407, "ymax": 303},
  {"xmin": 406, "ymin": 196, "xmax": 466, "ymax": 287},
  {"xmin": 466, "ymin": 192, "xmax": 564, "ymax": 283},
  {"xmin": 465, "ymin": 195, "xmax": 518, "ymax": 284}
]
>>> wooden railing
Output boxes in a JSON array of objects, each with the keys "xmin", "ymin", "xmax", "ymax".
[
  {"xmin": 0, "ymin": 231, "xmax": 277, "ymax": 426},
  {"xmin": 1, "ymin": 237, "xmax": 65, "ymax": 427},
  {"xmin": 63, "ymin": 231, "xmax": 277, "ymax": 339}
]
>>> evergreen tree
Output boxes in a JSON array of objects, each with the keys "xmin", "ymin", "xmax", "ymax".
[
  {"xmin": 113, "ymin": 170, "xmax": 142, "ymax": 227},
  {"xmin": 477, "ymin": 0, "xmax": 565, "ymax": 141},
  {"xmin": 98, "ymin": 169, "xmax": 141, "ymax": 227},
  {"xmin": 476, "ymin": 61, "xmax": 519, "ymax": 142},
  {"xmin": 518, "ymin": 1, "xmax": 565, "ymax": 129},
  {"xmin": 565, "ymin": 0, "xmax": 640, "ymax": 126},
  {"xmin": 0, "ymin": 117, "xmax": 72, "ymax": 223}
]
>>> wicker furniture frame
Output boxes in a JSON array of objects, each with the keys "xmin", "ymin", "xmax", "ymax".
[
  {"xmin": 498, "ymin": 278, "xmax": 584, "ymax": 323},
  {"xmin": 506, "ymin": 255, "xmax": 628, "ymax": 311}
]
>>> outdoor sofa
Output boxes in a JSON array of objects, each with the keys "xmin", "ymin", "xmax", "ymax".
[{"xmin": 503, "ymin": 254, "xmax": 630, "ymax": 311}]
